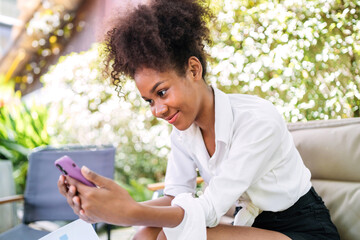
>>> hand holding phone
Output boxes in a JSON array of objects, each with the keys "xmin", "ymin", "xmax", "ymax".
[{"xmin": 55, "ymin": 155, "xmax": 96, "ymax": 187}]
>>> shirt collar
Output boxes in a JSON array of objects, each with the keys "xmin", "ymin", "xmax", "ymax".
[
  {"xmin": 177, "ymin": 87, "xmax": 234, "ymax": 146},
  {"xmin": 213, "ymin": 87, "xmax": 233, "ymax": 145}
]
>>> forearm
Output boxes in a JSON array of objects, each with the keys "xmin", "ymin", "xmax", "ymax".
[
  {"xmin": 140, "ymin": 195, "xmax": 174, "ymax": 207},
  {"xmin": 130, "ymin": 203, "xmax": 185, "ymax": 228}
]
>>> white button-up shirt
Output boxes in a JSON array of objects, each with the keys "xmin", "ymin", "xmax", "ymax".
[{"xmin": 163, "ymin": 88, "xmax": 311, "ymax": 239}]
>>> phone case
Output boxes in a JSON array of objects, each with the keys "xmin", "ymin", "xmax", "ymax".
[{"xmin": 55, "ymin": 155, "xmax": 96, "ymax": 187}]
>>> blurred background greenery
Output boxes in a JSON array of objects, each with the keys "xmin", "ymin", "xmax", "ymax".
[
  {"xmin": 0, "ymin": 77, "xmax": 50, "ymax": 193},
  {"xmin": 208, "ymin": 0, "xmax": 360, "ymax": 122},
  {"xmin": 0, "ymin": 0, "xmax": 359, "ymax": 201}
]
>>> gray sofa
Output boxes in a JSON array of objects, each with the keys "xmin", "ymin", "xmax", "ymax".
[{"xmin": 287, "ymin": 117, "xmax": 360, "ymax": 240}]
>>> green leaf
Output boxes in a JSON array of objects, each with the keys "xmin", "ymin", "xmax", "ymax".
[
  {"xmin": 0, "ymin": 145, "xmax": 14, "ymax": 159},
  {"xmin": 7, "ymin": 113, "xmax": 17, "ymax": 133},
  {"xmin": 0, "ymin": 138, "xmax": 30, "ymax": 156},
  {"xmin": 23, "ymin": 103, "xmax": 42, "ymax": 142}
]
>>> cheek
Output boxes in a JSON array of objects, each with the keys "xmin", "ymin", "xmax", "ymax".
[
  {"xmin": 181, "ymin": 91, "xmax": 198, "ymax": 113},
  {"xmin": 178, "ymin": 97, "xmax": 198, "ymax": 122},
  {"xmin": 165, "ymin": 93, "xmax": 180, "ymax": 108},
  {"xmin": 168, "ymin": 86, "xmax": 197, "ymax": 115}
]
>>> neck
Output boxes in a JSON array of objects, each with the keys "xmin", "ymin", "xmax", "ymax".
[{"xmin": 194, "ymin": 85, "xmax": 215, "ymax": 133}]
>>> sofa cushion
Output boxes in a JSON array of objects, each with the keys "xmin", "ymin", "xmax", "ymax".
[
  {"xmin": 288, "ymin": 118, "xmax": 360, "ymax": 182},
  {"xmin": 312, "ymin": 179, "xmax": 360, "ymax": 240}
]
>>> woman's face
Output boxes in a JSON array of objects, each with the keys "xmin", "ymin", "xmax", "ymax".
[{"xmin": 134, "ymin": 67, "xmax": 202, "ymax": 131}]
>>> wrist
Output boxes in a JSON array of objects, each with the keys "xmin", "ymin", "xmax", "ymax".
[
  {"xmin": 125, "ymin": 202, "xmax": 144, "ymax": 226},
  {"xmin": 123, "ymin": 202, "xmax": 184, "ymax": 228}
]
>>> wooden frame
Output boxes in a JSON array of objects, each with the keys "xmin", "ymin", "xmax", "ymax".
[
  {"xmin": 0, "ymin": 195, "xmax": 24, "ymax": 205},
  {"xmin": 147, "ymin": 177, "xmax": 204, "ymax": 191}
]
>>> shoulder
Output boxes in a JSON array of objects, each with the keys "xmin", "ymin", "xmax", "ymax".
[
  {"xmin": 227, "ymin": 93, "xmax": 287, "ymax": 134},
  {"xmin": 228, "ymin": 94, "xmax": 276, "ymax": 115}
]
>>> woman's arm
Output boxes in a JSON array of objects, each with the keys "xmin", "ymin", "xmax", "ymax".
[
  {"xmin": 58, "ymin": 167, "xmax": 183, "ymax": 228},
  {"xmin": 140, "ymin": 195, "xmax": 174, "ymax": 207},
  {"xmin": 132, "ymin": 202, "xmax": 184, "ymax": 227}
]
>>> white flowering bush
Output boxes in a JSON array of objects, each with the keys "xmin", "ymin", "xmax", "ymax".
[
  {"xmin": 40, "ymin": 0, "xmax": 360, "ymax": 199},
  {"xmin": 208, "ymin": 0, "xmax": 360, "ymax": 122},
  {"xmin": 41, "ymin": 45, "xmax": 171, "ymax": 188}
]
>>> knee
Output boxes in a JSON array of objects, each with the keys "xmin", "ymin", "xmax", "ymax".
[
  {"xmin": 132, "ymin": 227, "xmax": 162, "ymax": 240},
  {"xmin": 156, "ymin": 230, "xmax": 167, "ymax": 240}
]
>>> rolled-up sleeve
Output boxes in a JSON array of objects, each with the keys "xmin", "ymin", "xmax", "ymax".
[{"xmin": 163, "ymin": 193, "xmax": 207, "ymax": 240}]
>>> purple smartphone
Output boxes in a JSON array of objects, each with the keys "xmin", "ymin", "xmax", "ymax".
[{"xmin": 55, "ymin": 155, "xmax": 96, "ymax": 187}]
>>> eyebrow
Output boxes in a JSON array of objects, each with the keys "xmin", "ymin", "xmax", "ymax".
[{"xmin": 150, "ymin": 81, "xmax": 165, "ymax": 94}]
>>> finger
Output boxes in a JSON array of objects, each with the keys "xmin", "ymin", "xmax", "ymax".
[
  {"xmin": 81, "ymin": 166, "xmax": 111, "ymax": 188},
  {"xmin": 65, "ymin": 185, "xmax": 77, "ymax": 209},
  {"xmin": 72, "ymin": 196, "xmax": 82, "ymax": 215},
  {"xmin": 65, "ymin": 176, "xmax": 89, "ymax": 193},
  {"xmin": 57, "ymin": 175, "xmax": 68, "ymax": 196},
  {"xmin": 68, "ymin": 185, "xmax": 77, "ymax": 198}
]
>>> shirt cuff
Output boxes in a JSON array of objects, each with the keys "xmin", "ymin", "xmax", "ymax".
[
  {"xmin": 164, "ymin": 185, "xmax": 195, "ymax": 197},
  {"xmin": 163, "ymin": 193, "xmax": 206, "ymax": 240}
]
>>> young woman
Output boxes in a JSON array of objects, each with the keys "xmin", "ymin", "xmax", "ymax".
[{"xmin": 57, "ymin": 0, "xmax": 340, "ymax": 239}]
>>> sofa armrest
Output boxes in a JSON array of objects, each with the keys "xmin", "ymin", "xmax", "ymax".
[
  {"xmin": 0, "ymin": 194, "xmax": 24, "ymax": 204},
  {"xmin": 147, "ymin": 177, "xmax": 204, "ymax": 191}
]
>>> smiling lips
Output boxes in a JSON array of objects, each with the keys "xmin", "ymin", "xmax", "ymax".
[{"xmin": 166, "ymin": 111, "xmax": 179, "ymax": 124}]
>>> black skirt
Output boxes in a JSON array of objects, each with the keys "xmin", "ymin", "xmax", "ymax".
[{"xmin": 234, "ymin": 187, "xmax": 340, "ymax": 240}]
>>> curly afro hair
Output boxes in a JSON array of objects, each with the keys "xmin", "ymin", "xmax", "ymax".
[{"xmin": 103, "ymin": 0, "xmax": 213, "ymax": 91}]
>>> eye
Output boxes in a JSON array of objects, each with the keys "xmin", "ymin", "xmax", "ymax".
[
  {"xmin": 145, "ymin": 99, "xmax": 154, "ymax": 106},
  {"xmin": 157, "ymin": 89, "xmax": 167, "ymax": 97}
]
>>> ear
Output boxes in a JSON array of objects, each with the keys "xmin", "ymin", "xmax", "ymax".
[{"xmin": 187, "ymin": 56, "xmax": 203, "ymax": 82}]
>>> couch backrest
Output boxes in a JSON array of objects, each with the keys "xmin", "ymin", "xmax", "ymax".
[
  {"xmin": 288, "ymin": 118, "xmax": 360, "ymax": 240},
  {"xmin": 288, "ymin": 118, "xmax": 360, "ymax": 182}
]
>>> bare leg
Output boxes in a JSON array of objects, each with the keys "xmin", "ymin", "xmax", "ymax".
[
  {"xmin": 207, "ymin": 224, "xmax": 291, "ymax": 240},
  {"xmin": 154, "ymin": 224, "xmax": 290, "ymax": 240},
  {"xmin": 132, "ymin": 226, "xmax": 162, "ymax": 240},
  {"xmin": 156, "ymin": 230, "xmax": 167, "ymax": 240}
]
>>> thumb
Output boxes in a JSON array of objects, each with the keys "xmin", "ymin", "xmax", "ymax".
[{"xmin": 81, "ymin": 166, "xmax": 111, "ymax": 188}]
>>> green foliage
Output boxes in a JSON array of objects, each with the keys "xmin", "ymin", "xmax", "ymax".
[
  {"xmin": 0, "ymin": 77, "xmax": 50, "ymax": 193},
  {"xmin": 119, "ymin": 178, "xmax": 154, "ymax": 202},
  {"xmin": 208, "ymin": 0, "xmax": 360, "ymax": 121}
]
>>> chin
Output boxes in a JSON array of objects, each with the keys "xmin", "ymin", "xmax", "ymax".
[{"xmin": 173, "ymin": 122, "xmax": 193, "ymax": 131}]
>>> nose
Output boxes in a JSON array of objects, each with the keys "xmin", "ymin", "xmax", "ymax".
[{"xmin": 152, "ymin": 102, "xmax": 169, "ymax": 118}]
